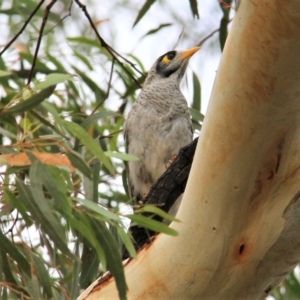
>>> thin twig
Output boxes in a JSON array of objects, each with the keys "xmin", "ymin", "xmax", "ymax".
[
  {"xmin": 3, "ymin": 213, "xmax": 19, "ymax": 236},
  {"xmin": 97, "ymin": 129, "xmax": 123, "ymax": 140},
  {"xmin": 91, "ymin": 58, "xmax": 115, "ymax": 115},
  {"xmin": 27, "ymin": 0, "xmax": 57, "ymax": 85},
  {"xmin": 31, "ymin": 0, "xmax": 73, "ymax": 40},
  {"xmin": 0, "ymin": 0, "xmax": 45, "ymax": 56},
  {"xmin": 74, "ymin": 0, "xmax": 143, "ymax": 88},
  {"xmin": 173, "ymin": 28, "xmax": 184, "ymax": 49},
  {"xmin": 197, "ymin": 28, "xmax": 220, "ymax": 47},
  {"xmin": 109, "ymin": 47, "xmax": 145, "ymax": 77}
]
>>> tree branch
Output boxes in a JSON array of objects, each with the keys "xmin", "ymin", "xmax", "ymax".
[
  {"xmin": 74, "ymin": 0, "xmax": 144, "ymax": 88},
  {"xmin": 123, "ymin": 138, "xmax": 198, "ymax": 258},
  {"xmin": 27, "ymin": 0, "xmax": 57, "ymax": 85},
  {"xmin": 0, "ymin": 0, "xmax": 45, "ymax": 57}
]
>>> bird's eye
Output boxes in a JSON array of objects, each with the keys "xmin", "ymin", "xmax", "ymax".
[{"xmin": 162, "ymin": 51, "xmax": 176, "ymax": 64}]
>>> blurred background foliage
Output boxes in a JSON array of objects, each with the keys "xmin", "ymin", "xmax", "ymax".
[{"xmin": 0, "ymin": 0, "xmax": 297, "ymax": 299}]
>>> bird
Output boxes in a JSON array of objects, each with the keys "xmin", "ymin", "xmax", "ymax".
[{"xmin": 124, "ymin": 47, "xmax": 200, "ymax": 217}]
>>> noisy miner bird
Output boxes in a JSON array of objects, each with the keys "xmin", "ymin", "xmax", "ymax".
[{"xmin": 124, "ymin": 47, "xmax": 200, "ymax": 216}]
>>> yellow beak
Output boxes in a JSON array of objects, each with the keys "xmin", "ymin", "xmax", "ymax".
[{"xmin": 180, "ymin": 47, "xmax": 201, "ymax": 60}]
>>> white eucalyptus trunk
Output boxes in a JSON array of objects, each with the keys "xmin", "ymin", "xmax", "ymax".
[{"xmin": 79, "ymin": 0, "xmax": 300, "ymax": 298}]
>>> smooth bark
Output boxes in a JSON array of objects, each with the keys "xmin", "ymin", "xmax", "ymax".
[{"xmin": 79, "ymin": 0, "xmax": 300, "ymax": 299}]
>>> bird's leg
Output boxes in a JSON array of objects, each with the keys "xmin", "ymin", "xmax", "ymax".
[{"xmin": 166, "ymin": 154, "xmax": 178, "ymax": 169}]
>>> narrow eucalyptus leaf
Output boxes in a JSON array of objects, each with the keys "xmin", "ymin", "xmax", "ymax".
[
  {"xmin": 0, "ymin": 230, "xmax": 31, "ymax": 276},
  {"xmin": 192, "ymin": 71, "xmax": 201, "ymax": 112},
  {"xmin": 133, "ymin": 0, "xmax": 156, "ymax": 28},
  {"xmin": 63, "ymin": 120, "xmax": 114, "ymax": 174},
  {"xmin": 31, "ymin": 254, "xmax": 53, "ymax": 298},
  {"xmin": 91, "ymin": 219, "xmax": 128, "ymax": 300},
  {"xmin": 135, "ymin": 205, "xmax": 180, "ymax": 222},
  {"xmin": 1, "ymin": 85, "xmax": 55, "ymax": 116},
  {"xmin": 66, "ymin": 150, "xmax": 93, "ymax": 179},
  {"xmin": 33, "ymin": 73, "xmax": 72, "ymax": 90},
  {"xmin": 17, "ymin": 173, "xmax": 72, "ymax": 258},
  {"xmin": 74, "ymin": 197, "xmax": 120, "ymax": 222},
  {"xmin": 67, "ymin": 213, "xmax": 106, "ymax": 268},
  {"xmin": 129, "ymin": 214, "xmax": 178, "ymax": 236}
]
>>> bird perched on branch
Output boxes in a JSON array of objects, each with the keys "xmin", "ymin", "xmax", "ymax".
[{"xmin": 124, "ymin": 47, "xmax": 200, "ymax": 216}]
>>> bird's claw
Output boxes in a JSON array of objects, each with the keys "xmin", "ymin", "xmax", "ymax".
[
  {"xmin": 166, "ymin": 154, "xmax": 177, "ymax": 169},
  {"xmin": 135, "ymin": 193, "xmax": 147, "ymax": 209}
]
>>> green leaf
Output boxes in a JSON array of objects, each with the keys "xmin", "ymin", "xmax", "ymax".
[
  {"xmin": 91, "ymin": 219, "xmax": 128, "ymax": 300},
  {"xmin": 133, "ymin": 0, "xmax": 156, "ymax": 28},
  {"xmin": 0, "ymin": 250, "xmax": 26, "ymax": 297},
  {"xmin": 74, "ymin": 197, "xmax": 120, "ymax": 222},
  {"xmin": 67, "ymin": 37, "xmax": 102, "ymax": 49},
  {"xmin": 135, "ymin": 205, "xmax": 180, "ymax": 222},
  {"xmin": 128, "ymin": 214, "xmax": 178, "ymax": 236},
  {"xmin": 190, "ymin": 106, "xmax": 204, "ymax": 131},
  {"xmin": 4, "ymin": 188, "xmax": 32, "ymax": 226},
  {"xmin": 17, "ymin": 168, "xmax": 72, "ymax": 258},
  {"xmin": 47, "ymin": 53, "xmax": 66, "ymax": 71},
  {"xmin": 28, "ymin": 159, "xmax": 67, "ymax": 238},
  {"xmin": 74, "ymin": 51, "xmax": 94, "ymax": 70},
  {"xmin": 33, "ymin": 73, "xmax": 72, "ymax": 90},
  {"xmin": 126, "ymin": 54, "xmax": 147, "ymax": 73},
  {"xmin": 62, "ymin": 120, "xmax": 114, "ymax": 174},
  {"xmin": 105, "ymin": 151, "xmax": 139, "ymax": 162},
  {"xmin": 81, "ymin": 111, "xmax": 120, "ymax": 130},
  {"xmin": 66, "ymin": 150, "xmax": 93, "ymax": 179},
  {"xmin": 70, "ymin": 243, "xmax": 81, "ymax": 298},
  {"xmin": 0, "ymin": 126, "xmax": 17, "ymax": 139},
  {"xmin": 0, "ymin": 85, "xmax": 55, "ymax": 116},
  {"xmin": 0, "ymin": 230, "xmax": 31, "ymax": 277},
  {"xmin": 83, "ymin": 170, "xmax": 95, "ymax": 204},
  {"xmin": 189, "ymin": 0, "xmax": 200, "ymax": 19},
  {"xmin": 79, "ymin": 246, "xmax": 99, "ymax": 289},
  {"xmin": 19, "ymin": 52, "xmax": 51, "ymax": 72},
  {"xmin": 189, "ymin": 107, "xmax": 204, "ymax": 123},
  {"xmin": 31, "ymin": 254, "xmax": 53, "ymax": 298},
  {"xmin": 141, "ymin": 23, "xmax": 172, "ymax": 39},
  {"xmin": 91, "ymin": 158, "xmax": 101, "ymax": 203},
  {"xmin": 36, "ymin": 164, "xmax": 72, "ymax": 214},
  {"xmin": 26, "ymin": 274, "xmax": 41, "ymax": 300},
  {"xmin": 0, "ymin": 70, "xmax": 11, "ymax": 77},
  {"xmin": 219, "ymin": 0, "xmax": 231, "ymax": 51},
  {"xmin": 73, "ymin": 67, "xmax": 106, "ymax": 101},
  {"xmin": 283, "ymin": 272, "xmax": 300, "ymax": 298},
  {"xmin": 41, "ymin": 102, "xmax": 65, "ymax": 128},
  {"xmin": 192, "ymin": 72, "xmax": 201, "ymax": 112},
  {"xmin": 117, "ymin": 226, "xmax": 136, "ymax": 258},
  {"xmin": 122, "ymin": 169, "xmax": 130, "ymax": 198},
  {"xmin": 67, "ymin": 213, "xmax": 106, "ymax": 269}
]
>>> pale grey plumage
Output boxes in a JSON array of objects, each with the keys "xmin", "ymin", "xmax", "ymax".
[{"xmin": 124, "ymin": 47, "xmax": 199, "ymax": 214}]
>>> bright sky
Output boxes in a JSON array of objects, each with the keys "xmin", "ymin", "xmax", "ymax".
[{"xmin": 94, "ymin": 0, "xmax": 224, "ymax": 114}]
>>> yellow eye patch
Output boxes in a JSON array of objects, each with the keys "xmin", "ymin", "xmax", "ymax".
[
  {"xmin": 162, "ymin": 55, "xmax": 171, "ymax": 64},
  {"xmin": 161, "ymin": 51, "xmax": 176, "ymax": 64}
]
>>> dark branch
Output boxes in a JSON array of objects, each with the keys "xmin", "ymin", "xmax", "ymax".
[
  {"xmin": 74, "ymin": 0, "xmax": 144, "ymax": 88},
  {"xmin": 123, "ymin": 137, "xmax": 199, "ymax": 259},
  {"xmin": 197, "ymin": 28, "xmax": 220, "ymax": 47},
  {"xmin": 38, "ymin": 0, "xmax": 73, "ymax": 38},
  {"xmin": 0, "ymin": 0, "xmax": 45, "ymax": 56},
  {"xmin": 27, "ymin": 0, "xmax": 57, "ymax": 85},
  {"xmin": 91, "ymin": 58, "xmax": 115, "ymax": 115}
]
